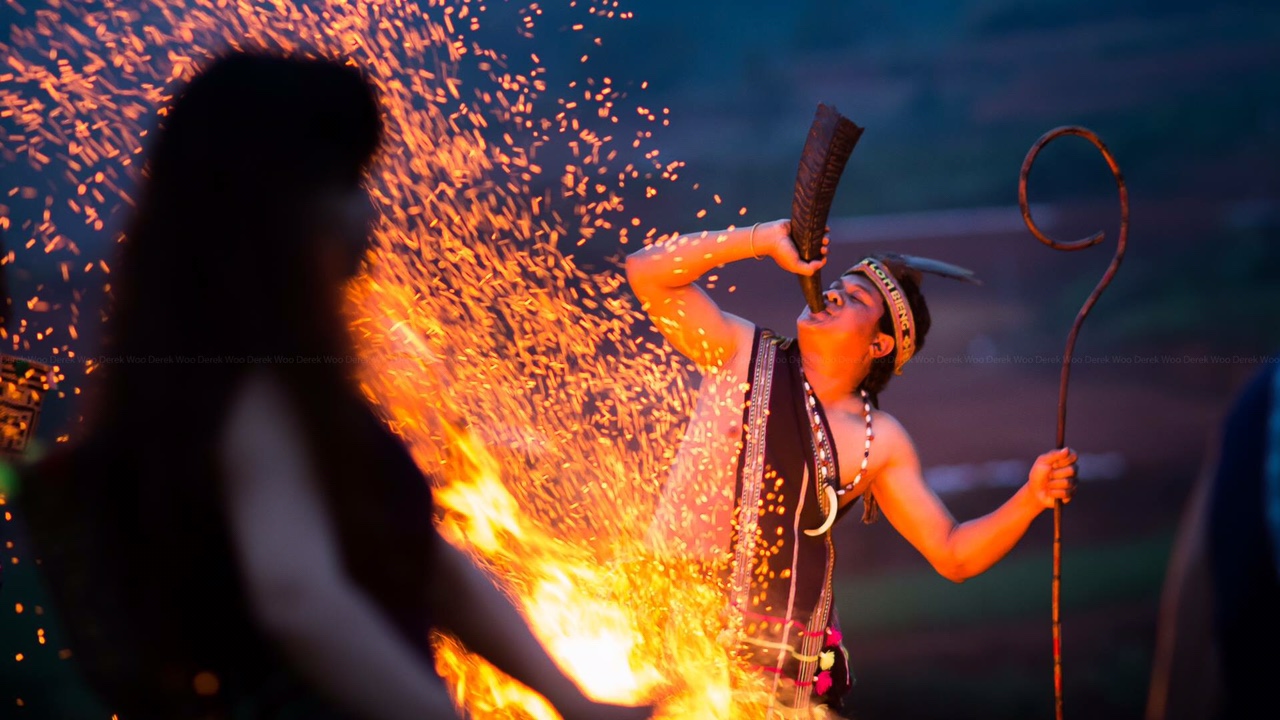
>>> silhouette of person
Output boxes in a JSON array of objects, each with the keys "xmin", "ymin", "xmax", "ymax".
[{"xmin": 1147, "ymin": 363, "xmax": 1280, "ymax": 719}]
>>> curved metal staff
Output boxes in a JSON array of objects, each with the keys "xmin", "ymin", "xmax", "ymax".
[
  {"xmin": 1018, "ymin": 125, "xmax": 1128, "ymax": 720},
  {"xmin": 1018, "ymin": 126, "xmax": 1131, "ymax": 712}
]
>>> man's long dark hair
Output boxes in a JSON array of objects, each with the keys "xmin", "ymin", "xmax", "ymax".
[{"xmin": 22, "ymin": 50, "xmax": 383, "ymax": 714}]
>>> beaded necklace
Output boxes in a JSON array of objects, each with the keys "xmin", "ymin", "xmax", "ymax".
[{"xmin": 802, "ymin": 380, "xmax": 873, "ymax": 536}]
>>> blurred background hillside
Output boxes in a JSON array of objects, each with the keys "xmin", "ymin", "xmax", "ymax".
[{"xmin": 3, "ymin": 1, "xmax": 1279, "ymax": 718}]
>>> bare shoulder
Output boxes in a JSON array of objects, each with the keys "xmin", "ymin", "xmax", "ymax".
[
  {"xmin": 723, "ymin": 312, "xmax": 756, "ymax": 346},
  {"xmin": 228, "ymin": 368, "xmax": 288, "ymax": 409},
  {"xmin": 220, "ymin": 369, "xmax": 306, "ymax": 465},
  {"xmin": 869, "ymin": 408, "xmax": 920, "ymax": 472},
  {"xmin": 701, "ymin": 313, "xmax": 756, "ymax": 376}
]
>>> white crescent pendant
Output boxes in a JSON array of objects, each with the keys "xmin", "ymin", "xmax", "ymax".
[{"xmin": 804, "ymin": 485, "xmax": 839, "ymax": 537}]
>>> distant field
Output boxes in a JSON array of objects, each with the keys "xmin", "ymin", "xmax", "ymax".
[
  {"xmin": 836, "ymin": 531, "xmax": 1171, "ymax": 632},
  {"xmin": 837, "ymin": 532, "xmax": 1172, "ymax": 720}
]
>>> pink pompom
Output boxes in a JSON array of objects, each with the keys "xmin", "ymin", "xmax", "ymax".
[
  {"xmin": 826, "ymin": 628, "xmax": 842, "ymax": 647},
  {"xmin": 815, "ymin": 670, "xmax": 833, "ymax": 695}
]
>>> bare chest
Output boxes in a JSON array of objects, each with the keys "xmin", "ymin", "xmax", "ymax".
[{"xmin": 819, "ymin": 405, "xmax": 881, "ymax": 508}]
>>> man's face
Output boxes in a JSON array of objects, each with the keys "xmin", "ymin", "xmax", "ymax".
[{"xmin": 796, "ymin": 272, "xmax": 892, "ymax": 367}]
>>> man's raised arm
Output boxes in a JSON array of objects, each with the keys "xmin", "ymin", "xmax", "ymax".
[{"xmin": 624, "ymin": 220, "xmax": 824, "ymax": 369}]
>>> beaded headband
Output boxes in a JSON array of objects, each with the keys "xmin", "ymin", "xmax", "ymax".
[
  {"xmin": 842, "ymin": 253, "xmax": 981, "ymax": 376},
  {"xmin": 844, "ymin": 258, "xmax": 915, "ymax": 375}
]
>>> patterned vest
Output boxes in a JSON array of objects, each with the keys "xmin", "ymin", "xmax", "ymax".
[{"xmin": 726, "ymin": 328, "xmax": 853, "ymax": 716}]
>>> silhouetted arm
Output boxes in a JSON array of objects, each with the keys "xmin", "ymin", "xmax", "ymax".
[
  {"xmin": 624, "ymin": 220, "xmax": 824, "ymax": 370},
  {"xmin": 221, "ymin": 371, "xmax": 459, "ymax": 720}
]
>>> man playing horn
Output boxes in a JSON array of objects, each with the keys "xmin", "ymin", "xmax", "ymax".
[{"xmin": 626, "ymin": 219, "xmax": 1078, "ymax": 717}]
